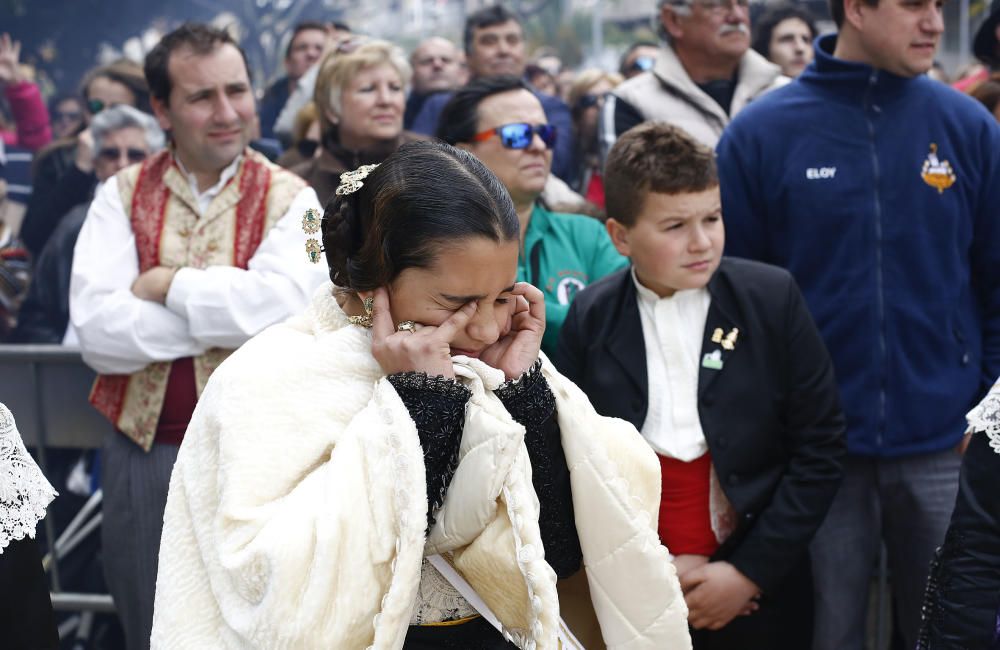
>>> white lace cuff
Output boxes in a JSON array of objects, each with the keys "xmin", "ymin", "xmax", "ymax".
[
  {"xmin": 0, "ymin": 402, "xmax": 57, "ymax": 553},
  {"xmin": 965, "ymin": 380, "xmax": 1000, "ymax": 456}
]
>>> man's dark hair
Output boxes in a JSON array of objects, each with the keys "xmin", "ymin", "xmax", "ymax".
[
  {"xmin": 321, "ymin": 140, "xmax": 518, "ymax": 291},
  {"xmin": 463, "ymin": 5, "xmax": 522, "ymax": 53},
  {"xmin": 329, "ymin": 21, "xmax": 351, "ymax": 33},
  {"xmin": 285, "ymin": 21, "xmax": 328, "ymax": 59},
  {"xmin": 144, "ymin": 23, "xmax": 251, "ymax": 105},
  {"xmin": 828, "ymin": 0, "xmax": 878, "ymax": 28},
  {"xmin": 604, "ymin": 122, "xmax": 718, "ymax": 227},
  {"xmin": 435, "ymin": 75, "xmax": 531, "ymax": 145},
  {"xmin": 752, "ymin": 5, "xmax": 819, "ymax": 58}
]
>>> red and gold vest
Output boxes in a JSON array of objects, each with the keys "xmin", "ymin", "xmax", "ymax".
[{"xmin": 89, "ymin": 149, "xmax": 305, "ymax": 451}]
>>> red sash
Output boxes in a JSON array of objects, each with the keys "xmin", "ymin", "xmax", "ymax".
[
  {"xmin": 89, "ymin": 151, "xmax": 272, "ymax": 449},
  {"xmin": 657, "ymin": 452, "xmax": 719, "ymax": 556}
]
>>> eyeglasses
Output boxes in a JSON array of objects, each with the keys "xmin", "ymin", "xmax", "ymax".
[
  {"xmin": 673, "ymin": 0, "xmax": 750, "ymax": 13},
  {"xmin": 575, "ymin": 92, "xmax": 610, "ymax": 111},
  {"xmin": 87, "ymin": 99, "xmax": 124, "ymax": 115},
  {"xmin": 296, "ymin": 139, "xmax": 319, "ymax": 158},
  {"xmin": 472, "ymin": 123, "xmax": 556, "ymax": 150},
  {"xmin": 627, "ymin": 56, "xmax": 655, "ymax": 74},
  {"xmin": 54, "ymin": 110, "xmax": 83, "ymax": 123},
  {"xmin": 97, "ymin": 147, "xmax": 148, "ymax": 163}
]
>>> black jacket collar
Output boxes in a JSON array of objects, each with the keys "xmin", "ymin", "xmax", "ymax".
[{"xmin": 603, "ymin": 260, "xmax": 745, "ymax": 402}]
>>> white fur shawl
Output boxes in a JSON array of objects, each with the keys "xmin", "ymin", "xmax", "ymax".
[{"xmin": 151, "ymin": 285, "xmax": 690, "ymax": 649}]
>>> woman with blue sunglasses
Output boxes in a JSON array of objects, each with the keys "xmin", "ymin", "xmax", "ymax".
[{"xmin": 437, "ymin": 76, "xmax": 628, "ymax": 356}]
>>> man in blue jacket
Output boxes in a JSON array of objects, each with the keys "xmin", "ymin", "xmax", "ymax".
[
  {"xmin": 409, "ymin": 5, "xmax": 575, "ymax": 184},
  {"xmin": 715, "ymin": 0, "xmax": 1000, "ymax": 647}
]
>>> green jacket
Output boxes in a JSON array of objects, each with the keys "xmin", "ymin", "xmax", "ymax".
[{"xmin": 518, "ymin": 203, "xmax": 628, "ymax": 355}]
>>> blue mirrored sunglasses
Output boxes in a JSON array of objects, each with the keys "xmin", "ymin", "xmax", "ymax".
[{"xmin": 473, "ymin": 122, "xmax": 557, "ymax": 150}]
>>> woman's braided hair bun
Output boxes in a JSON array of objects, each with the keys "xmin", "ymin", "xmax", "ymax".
[
  {"xmin": 319, "ymin": 140, "xmax": 520, "ymax": 294},
  {"xmin": 320, "ymin": 191, "xmax": 360, "ymax": 288}
]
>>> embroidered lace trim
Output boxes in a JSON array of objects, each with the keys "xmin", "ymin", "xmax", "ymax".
[
  {"xmin": 0, "ymin": 403, "xmax": 57, "ymax": 553},
  {"xmin": 409, "ymin": 558, "xmax": 478, "ymax": 625},
  {"xmin": 965, "ymin": 388, "xmax": 1000, "ymax": 456}
]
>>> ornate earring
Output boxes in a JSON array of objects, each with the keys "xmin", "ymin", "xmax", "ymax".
[
  {"xmin": 302, "ymin": 207, "xmax": 322, "ymax": 263},
  {"xmin": 348, "ymin": 295, "xmax": 374, "ymax": 328}
]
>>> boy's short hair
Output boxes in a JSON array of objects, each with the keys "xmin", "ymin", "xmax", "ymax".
[{"xmin": 604, "ymin": 122, "xmax": 718, "ymax": 227}]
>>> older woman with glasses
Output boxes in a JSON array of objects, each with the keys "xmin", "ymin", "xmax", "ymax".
[
  {"xmin": 13, "ymin": 104, "xmax": 164, "ymax": 344},
  {"xmin": 22, "ymin": 59, "xmax": 151, "ymax": 258},
  {"xmin": 437, "ymin": 76, "xmax": 627, "ymax": 356},
  {"xmin": 292, "ymin": 40, "xmax": 422, "ymax": 204}
]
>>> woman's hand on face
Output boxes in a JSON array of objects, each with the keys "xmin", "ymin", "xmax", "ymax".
[
  {"xmin": 479, "ymin": 282, "xmax": 546, "ymax": 381},
  {"xmin": 371, "ymin": 287, "xmax": 476, "ymax": 379}
]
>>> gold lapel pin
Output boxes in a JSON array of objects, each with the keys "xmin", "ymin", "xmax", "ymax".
[
  {"xmin": 711, "ymin": 327, "xmax": 724, "ymax": 344},
  {"xmin": 721, "ymin": 327, "xmax": 740, "ymax": 350}
]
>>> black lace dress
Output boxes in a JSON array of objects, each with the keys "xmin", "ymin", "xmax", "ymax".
[
  {"xmin": 387, "ymin": 360, "xmax": 583, "ymax": 649},
  {"xmin": 917, "ymin": 430, "xmax": 1000, "ymax": 650}
]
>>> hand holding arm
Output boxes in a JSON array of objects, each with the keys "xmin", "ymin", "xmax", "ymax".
[
  {"xmin": 680, "ymin": 561, "xmax": 760, "ymax": 630},
  {"xmin": 131, "ymin": 266, "xmax": 177, "ymax": 304}
]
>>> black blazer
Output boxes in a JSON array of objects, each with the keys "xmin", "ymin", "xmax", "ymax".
[{"xmin": 554, "ymin": 257, "xmax": 846, "ymax": 594}]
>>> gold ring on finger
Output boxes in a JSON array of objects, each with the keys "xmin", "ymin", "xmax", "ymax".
[{"xmin": 396, "ymin": 320, "xmax": 417, "ymax": 333}]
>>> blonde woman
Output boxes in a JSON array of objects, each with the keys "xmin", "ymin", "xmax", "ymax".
[{"xmin": 292, "ymin": 40, "xmax": 423, "ymax": 204}]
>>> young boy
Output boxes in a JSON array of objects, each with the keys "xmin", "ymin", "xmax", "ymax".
[{"xmin": 554, "ymin": 123, "xmax": 846, "ymax": 648}]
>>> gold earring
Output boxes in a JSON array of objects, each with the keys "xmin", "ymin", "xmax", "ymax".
[{"xmin": 348, "ymin": 295, "xmax": 374, "ymax": 328}]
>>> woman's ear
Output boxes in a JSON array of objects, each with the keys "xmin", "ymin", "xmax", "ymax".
[{"xmin": 605, "ymin": 218, "xmax": 631, "ymax": 258}]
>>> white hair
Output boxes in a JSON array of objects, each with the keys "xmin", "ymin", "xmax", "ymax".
[{"xmin": 90, "ymin": 104, "xmax": 166, "ymax": 159}]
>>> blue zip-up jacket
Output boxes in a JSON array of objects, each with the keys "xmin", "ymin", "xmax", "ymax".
[{"xmin": 717, "ymin": 34, "xmax": 1000, "ymax": 457}]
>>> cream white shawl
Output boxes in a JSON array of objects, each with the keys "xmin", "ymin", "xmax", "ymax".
[{"xmin": 151, "ymin": 286, "xmax": 690, "ymax": 649}]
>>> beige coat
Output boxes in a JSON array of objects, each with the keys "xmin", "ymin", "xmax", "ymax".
[{"xmin": 602, "ymin": 43, "xmax": 787, "ymax": 153}]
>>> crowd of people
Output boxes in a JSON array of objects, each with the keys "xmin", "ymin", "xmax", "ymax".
[{"xmin": 2, "ymin": 0, "xmax": 1000, "ymax": 648}]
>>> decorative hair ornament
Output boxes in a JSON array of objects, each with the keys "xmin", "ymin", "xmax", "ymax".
[
  {"xmin": 348, "ymin": 296, "xmax": 375, "ymax": 328},
  {"xmin": 302, "ymin": 207, "xmax": 323, "ymax": 263},
  {"xmin": 335, "ymin": 163, "xmax": 380, "ymax": 196}
]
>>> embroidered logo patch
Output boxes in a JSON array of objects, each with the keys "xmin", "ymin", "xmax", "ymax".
[
  {"xmin": 921, "ymin": 143, "xmax": 956, "ymax": 193},
  {"xmin": 556, "ymin": 277, "xmax": 586, "ymax": 305}
]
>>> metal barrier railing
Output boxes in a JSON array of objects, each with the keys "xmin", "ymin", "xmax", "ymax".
[{"xmin": 0, "ymin": 344, "xmax": 112, "ymax": 619}]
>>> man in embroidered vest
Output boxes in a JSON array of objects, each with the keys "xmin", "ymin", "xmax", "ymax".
[
  {"xmin": 716, "ymin": 0, "xmax": 1000, "ymax": 647},
  {"xmin": 69, "ymin": 23, "xmax": 327, "ymax": 649}
]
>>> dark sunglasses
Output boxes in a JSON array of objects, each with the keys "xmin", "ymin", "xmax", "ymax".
[
  {"xmin": 97, "ymin": 147, "xmax": 148, "ymax": 163},
  {"xmin": 575, "ymin": 92, "xmax": 610, "ymax": 111},
  {"xmin": 472, "ymin": 123, "xmax": 556, "ymax": 150},
  {"xmin": 627, "ymin": 56, "xmax": 655, "ymax": 74},
  {"xmin": 55, "ymin": 110, "xmax": 83, "ymax": 122},
  {"xmin": 296, "ymin": 139, "xmax": 319, "ymax": 159}
]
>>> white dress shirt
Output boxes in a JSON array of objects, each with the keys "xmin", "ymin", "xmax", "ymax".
[
  {"xmin": 69, "ymin": 166, "xmax": 328, "ymax": 375},
  {"xmin": 633, "ymin": 268, "xmax": 711, "ymax": 461},
  {"xmin": 176, "ymin": 154, "xmax": 241, "ymax": 216}
]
